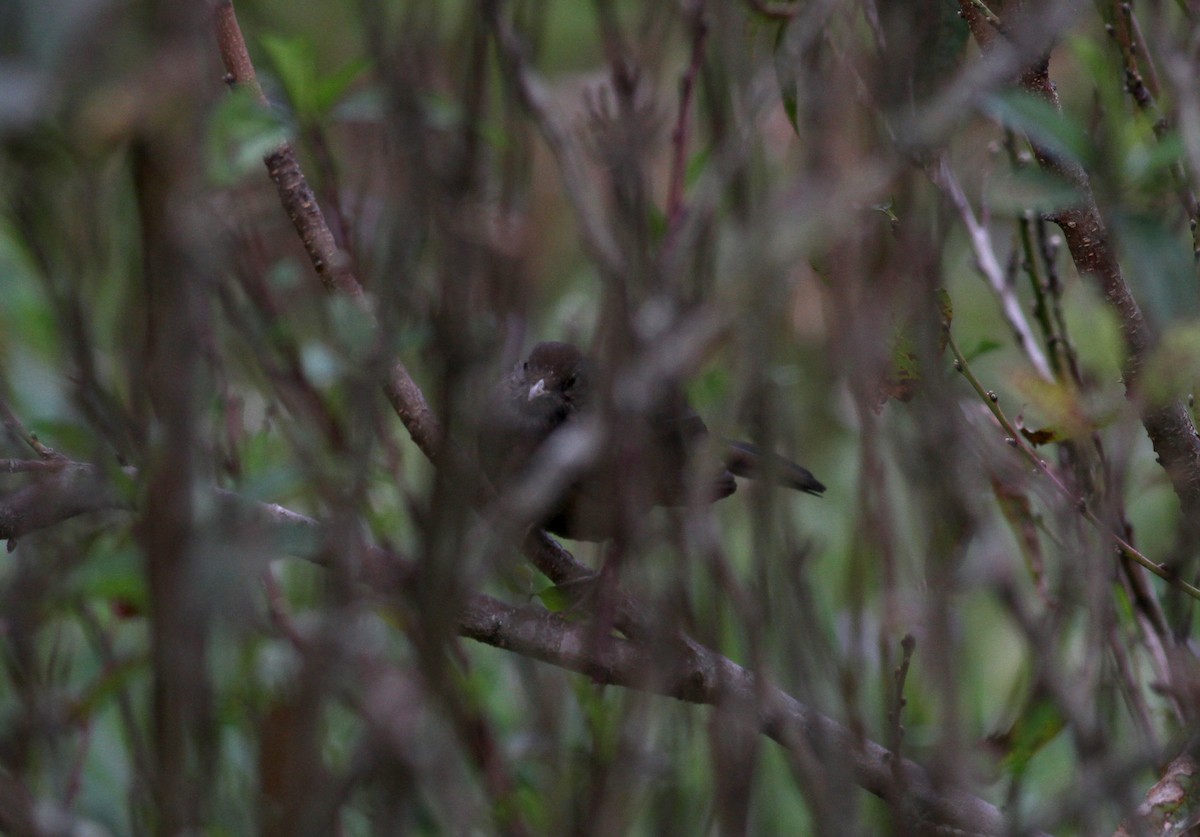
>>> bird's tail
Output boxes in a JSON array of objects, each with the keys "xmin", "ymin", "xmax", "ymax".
[{"xmin": 723, "ymin": 440, "xmax": 826, "ymax": 496}]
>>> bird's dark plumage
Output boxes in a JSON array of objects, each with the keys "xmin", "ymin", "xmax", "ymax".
[{"xmin": 478, "ymin": 341, "xmax": 824, "ymax": 541}]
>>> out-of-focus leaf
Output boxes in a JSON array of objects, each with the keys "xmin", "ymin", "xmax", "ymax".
[
  {"xmin": 1061, "ymin": 281, "xmax": 1125, "ymax": 378},
  {"xmin": 313, "ymin": 57, "xmax": 371, "ymax": 115},
  {"xmin": 1018, "ymin": 426, "xmax": 1059, "ymax": 446},
  {"xmin": 874, "ymin": 335, "xmax": 920, "ymax": 411},
  {"xmin": 985, "ymin": 90, "xmax": 1094, "ymax": 168},
  {"xmin": 987, "ymin": 692, "xmax": 1067, "ymax": 777},
  {"xmin": 205, "ymin": 87, "xmax": 291, "ymax": 185},
  {"xmin": 1008, "ymin": 369, "xmax": 1095, "ymax": 440},
  {"xmin": 965, "ymin": 338, "xmax": 1002, "ymax": 362},
  {"xmin": 1144, "ymin": 320, "xmax": 1200, "ymax": 408},
  {"xmin": 647, "ymin": 203, "xmax": 668, "ymax": 242},
  {"xmin": 260, "ymin": 34, "xmax": 319, "ymax": 122},
  {"xmin": 69, "ymin": 540, "xmax": 145, "ymax": 611},
  {"xmin": 936, "ymin": 287, "xmax": 953, "ymax": 329},
  {"xmin": 1124, "ymin": 131, "xmax": 1185, "ymax": 188},
  {"xmin": 1067, "ymin": 34, "xmax": 1125, "ymax": 119},
  {"xmin": 72, "ymin": 653, "xmax": 144, "ymax": 721},
  {"xmin": 536, "ymin": 585, "xmax": 573, "ymax": 613},
  {"xmin": 985, "ymin": 167, "xmax": 1083, "ymax": 215},
  {"xmin": 911, "ymin": 0, "xmax": 969, "ymax": 99},
  {"xmin": 686, "ymin": 145, "xmax": 712, "ymax": 189},
  {"xmin": 1116, "ymin": 212, "xmax": 1196, "ymax": 325}
]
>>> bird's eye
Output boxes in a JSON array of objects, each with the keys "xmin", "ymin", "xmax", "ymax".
[
  {"xmin": 563, "ymin": 374, "xmax": 576, "ymax": 389},
  {"xmin": 522, "ymin": 362, "xmax": 528, "ymax": 372}
]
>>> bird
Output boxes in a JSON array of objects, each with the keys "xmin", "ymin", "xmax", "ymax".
[{"xmin": 478, "ymin": 341, "xmax": 825, "ymax": 541}]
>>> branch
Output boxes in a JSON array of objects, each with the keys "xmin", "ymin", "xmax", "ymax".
[
  {"xmin": 485, "ymin": 2, "xmax": 626, "ymax": 280},
  {"xmin": 212, "ymin": 1, "xmax": 441, "ymax": 465},
  {"xmin": 0, "ymin": 461, "xmax": 125, "ymax": 544},
  {"xmin": 458, "ymin": 593, "xmax": 1028, "ymax": 837},
  {"xmin": 931, "ymin": 158, "xmax": 1053, "ymax": 381},
  {"xmin": 664, "ymin": 6, "xmax": 709, "ymax": 238}
]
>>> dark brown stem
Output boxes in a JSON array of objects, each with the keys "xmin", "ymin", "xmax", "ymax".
[{"xmin": 665, "ymin": 7, "xmax": 709, "ymax": 238}]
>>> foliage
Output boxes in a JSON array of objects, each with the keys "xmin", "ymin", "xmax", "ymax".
[{"xmin": 1, "ymin": 1, "xmax": 1200, "ymax": 835}]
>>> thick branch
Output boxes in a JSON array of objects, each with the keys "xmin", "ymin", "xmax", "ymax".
[
  {"xmin": 458, "ymin": 594, "xmax": 1029, "ymax": 837},
  {"xmin": 0, "ymin": 464, "xmax": 124, "ymax": 543}
]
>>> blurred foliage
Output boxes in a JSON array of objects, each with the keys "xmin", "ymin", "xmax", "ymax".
[{"xmin": 0, "ymin": 0, "xmax": 1199, "ymax": 835}]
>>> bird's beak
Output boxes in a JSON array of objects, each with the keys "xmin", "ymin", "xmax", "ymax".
[{"xmin": 528, "ymin": 379, "xmax": 547, "ymax": 401}]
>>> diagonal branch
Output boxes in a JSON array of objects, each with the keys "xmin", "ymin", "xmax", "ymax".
[{"xmin": 932, "ymin": 158, "xmax": 1053, "ymax": 381}]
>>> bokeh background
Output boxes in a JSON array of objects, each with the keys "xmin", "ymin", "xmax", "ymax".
[{"xmin": 2, "ymin": 1, "xmax": 1199, "ymax": 834}]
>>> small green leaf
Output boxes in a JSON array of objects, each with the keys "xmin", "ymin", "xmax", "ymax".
[
  {"xmin": 536, "ymin": 585, "xmax": 573, "ymax": 612},
  {"xmin": 936, "ymin": 287, "xmax": 953, "ymax": 327},
  {"xmin": 259, "ymin": 34, "xmax": 319, "ymax": 122},
  {"xmin": 205, "ymin": 87, "xmax": 291, "ymax": 184},
  {"xmin": 685, "ymin": 145, "xmax": 712, "ymax": 189},
  {"xmin": 313, "ymin": 57, "xmax": 372, "ymax": 115},
  {"xmin": 993, "ymin": 695, "xmax": 1067, "ymax": 778},
  {"xmin": 964, "ymin": 338, "xmax": 1002, "ymax": 362},
  {"xmin": 1008, "ymin": 369, "xmax": 1096, "ymax": 440},
  {"xmin": 70, "ymin": 540, "xmax": 146, "ymax": 608}
]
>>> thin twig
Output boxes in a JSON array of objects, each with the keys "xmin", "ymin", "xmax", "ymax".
[
  {"xmin": 932, "ymin": 158, "xmax": 1053, "ymax": 381},
  {"xmin": 486, "ymin": 2, "xmax": 626, "ymax": 279},
  {"xmin": 665, "ymin": 6, "xmax": 709, "ymax": 239}
]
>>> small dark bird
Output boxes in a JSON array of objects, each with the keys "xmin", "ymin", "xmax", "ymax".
[{"xmin": 479, "ymin": 341, "xmax": 824, "ymax": 541}]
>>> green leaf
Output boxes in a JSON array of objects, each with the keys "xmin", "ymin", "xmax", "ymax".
[
  {"xmin": 536, "ymin": 584, "xmax": 573, "ymax": 613},
  {"xmin": 313, "ymin": 57, "xmax": 372, "ymax": 115},
  {"xmin": 1116, "ymin": 212, "xmax": 1195, "ymax": 327},
  {"xmin": 685, "ymin": 145, "xmax": 712, "ymax": 189},
  {"xmin": 205, "ymin": 87, "xmax": 291, "ymax": 185},
  {"xmin": 935, "ymin": 287, "xmax": 953, "ymax": 327},
  {"xmin": 1007, "ymin": 368, "xmax": 1096, "ymax": 440},
  {"xmin": 1127, "ymin": 131, "xmax": 1185, "ymax": 182},
  {"xmin": 911, "ymin": 0, "xmax": 969, "ymax": 99},
  {"xmin": 985, "ymin": 90, "xmax": 1094, "ymax": 167},
  {"xmin": 1144, "ymin": 320, "xmax": 1200, "ymax": 407},
  {"xmin": 70, "ymin": 540, "xmax": 146, "ymax": 610},
  {"xmin": 964, "ymin": 338, "xmax": 1002, "ymax": 362},
  {"xmin": 1061, "ymin": 280, "xmax": 1125, "ymax": 377},
  {"xmin": 994, "ymin": 695, "xmax": 1066, "ymax": 778},
  {"xmin": 259, "ymin": 34, "xmax": 319, "ymax": 122}
]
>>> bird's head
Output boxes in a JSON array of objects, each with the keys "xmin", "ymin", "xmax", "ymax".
[{"xmin": 519, "ymin": 341, "xmax": 590, "ymax": 415}]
